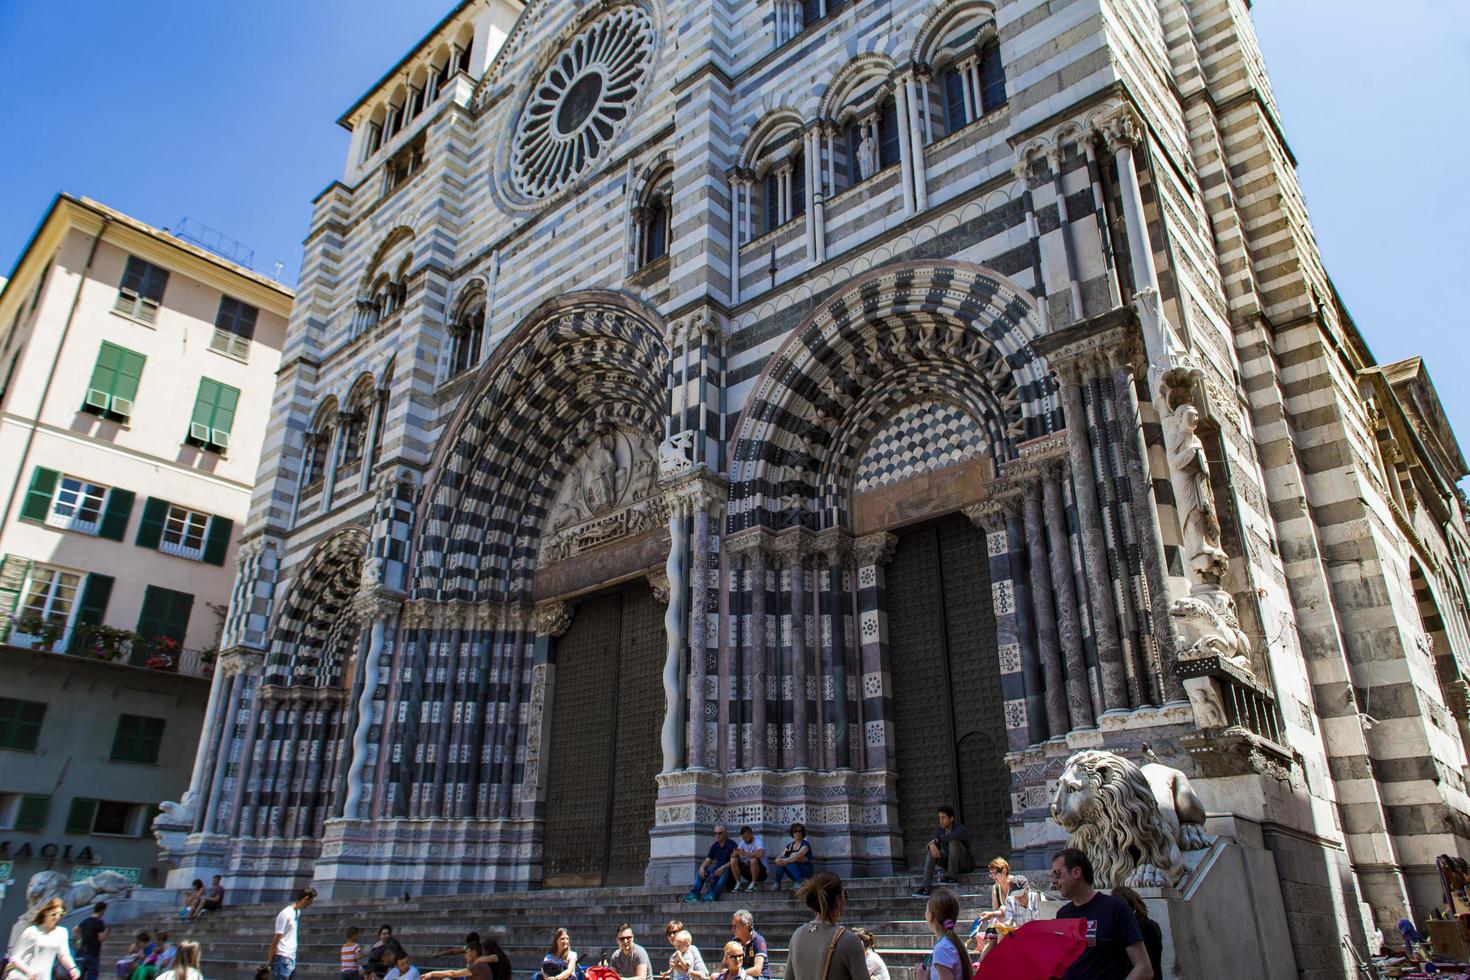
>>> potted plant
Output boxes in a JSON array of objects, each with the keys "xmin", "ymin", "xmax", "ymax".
[
  {"xmin": 14, "ymin": 615, "xmax": 65, "ymax": 651},
  {"xmin": 144, "ymin": 635, "xmax": 179, "ymax": 671},
  {"xmin": 76, "ymin": 624, "xmax": 136, "ymax": 662}
]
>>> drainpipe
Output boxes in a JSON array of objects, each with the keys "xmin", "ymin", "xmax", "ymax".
[{"xmin": 0, "ymin": 213, "xmax": 111, "ymax": 535}]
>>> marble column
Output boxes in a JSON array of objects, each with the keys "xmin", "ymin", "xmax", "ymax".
[
  {"xmin": 894, "ymin": 83, "xmax": 917, "ymax": 215},
  {"xmin": 203, "ymin": 669, "xmax": 242, "ymax": 833},
  {"xmin": 903, "ymin": 72, "xmax": 929, "ymax": 211},
  {"xmin": 225, "ymin": 665, "xmax": 263, "ymax": 836},
  {"xmin": 498, "ymin": 615, "xmax": 531, "ymax": 817},
  {"xmin": 853, "ymin": 531, "xmax": 897, "ymax": 770},
  {"xmin": 1044, "ymin": 465, "xmax": 1094, "ymax": 729},
  {"xmin": 660, "ymin": 506, "xmax": 690, "ymax": 772},
  {"xmin": 783, "ymin": 537, "xmax": 811, "ymax": 769},
  {"xmin": 1021, "ymin": 481, "xmax": 1069, "ymax": 736},
  {"xmin": 1104, "ymin": 110, "xmax": 1159, "ymax": 295},
  {"xmin": 749, "ymin": 547, "xmax": 769, "ymax": 769},
  {"xmin": 1060, "ymin": 367, "xmax": 1130, "ymax": 712},
  {"xmin": 186, "ymin": 657, "xmax": 229, "ymax": 824},
  {"xmin": 688, "ymin": 506, "xmax": 711, "ymax": 769}
]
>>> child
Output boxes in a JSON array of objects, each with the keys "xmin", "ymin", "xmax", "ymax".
[
  {"xmin": 919, "ymin": 889, "xmax": 969, "ymax": 980},
  {"xmin": 116, "ymin": 933, "xmax": 151, "ymax": 980},
  {"xmin": 666, "ymin": 931, "xmax": 705, "ymax": 980},
  {"xmin": 343, "ymin": 928, "xmax": 367, "ymax": 980}
]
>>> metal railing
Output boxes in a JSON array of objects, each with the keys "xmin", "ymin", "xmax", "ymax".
[{"xmin": 2, "ymin": 617, "xmax": 214, "ymax": 678}]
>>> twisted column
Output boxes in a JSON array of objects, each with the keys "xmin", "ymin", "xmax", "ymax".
[
  {"xmin": 1043, "ymin": 464, "xmax": 1094, "ymax": 728},
  {"xmin": 660, "ymin": 502, "xmax": 690, "ymax": 772},
  {"xmin": 1021, "ymin": 481, "xmax": 1069, "ymax": 735},
  {"xmin": 749, "ymin": 546, "xmax": 769, "ymax": 769}
]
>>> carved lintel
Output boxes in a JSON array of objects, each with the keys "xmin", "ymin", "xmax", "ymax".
[
  {"xmin": 853, "ymin": 531, "xmax": 898, "ymax": 568},
  {"xmin": 647, "ymin": 570, "xmax": 671, "ymax": 604},
  {"xmin": 534, "ymin": 600, "xmax": 573, "ymax": 638}
]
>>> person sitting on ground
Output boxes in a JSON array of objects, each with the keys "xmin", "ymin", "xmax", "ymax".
[
  {"xmin": 666, "ymin": 931, "xmax": 706, "ymax": 980},
  {"xmin": 384, "ymin": 950, "xmax": 421, "ymax": 980},
  {"xmin": 730, "ymin": 827, "xmax": 768, "ymax": 893},
  {"xmin": 785, "ymin": 873, "xmax": 867, "ymax": 980},
  {"xmin": 972, "ymin": 858, "xmax": 1031, "ymax": 959},
  {"xmin": 423, "ymin": 942, "xmax": 492, "ymax": 980},
  {"xmin": 610, "ymin": 926, "xmax": 650, "ymax": 980},
  {"xmin": 541, "ymin": 929, "xmax": 579, "ymax": 980},
  {"xmin": 157, "ymin": 942, "xmax": 203, "ymax": 980},
  {"xmin": 729, "ymin": 911, "xmax": 766, "ymax": 980},
  {"xmin": 1051, "ymin": 848, "xmax": 1152, "ymax": 980},
  {"xmin": 769, "ymin": 823, "xmax": 813, "ymax": 890},
  {"xmin": 116, "ymin": 932, "xmax": 151, "ymax": 979},
  {"xmin": 696, "ymin": 943, "xmax": 745, "ymax": 980},
  {"xmin": 920, "ymin": 889, "xmax": 969, "ymax": 980},
  {"xmin": 911, "ymin": 806, "xmax": 973, "ymax": 898},
  {"xmin": 369, "ymin": 927, "xmax": 398, "ymax": 979},
  {"xmin": 478, "ymin": 937, "xmax": 512, "ymax": 980},
  {"xmin": 684, "ymin": 826, "xmax": 738, "ymax": 903},
  {"xmin": 342, "ymin": 929, "xmax": 367, "ymax": 980},
  {"xmin": 1110, "ymin": 887, "xmax": 1162, "ymax": 980},
  {"xmin": 200, "ymin": 877, "xmax": 225, "ymax": 916},
  {"xmin": 852, "ymin": 931, "xmax": 888, "ymax": 980},
  {"xmin": 180, "ymin": 881, "xmax": 205, "ymax": 921},
  {"xmin": 134, "ymin": 932, "xmax": 175, "ymax": 980}
]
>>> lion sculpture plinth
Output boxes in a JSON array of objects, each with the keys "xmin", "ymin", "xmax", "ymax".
[
  {"xmin": 1050, "ymin": 749, "xmax": 1209, "ymax": 888},
  {"xmin": 9, "ymin": 869, "xmax": 133, "ymax": 958}
]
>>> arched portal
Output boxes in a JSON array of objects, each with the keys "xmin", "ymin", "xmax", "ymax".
[
  {"xmin": 398, "ymin": 293, "xmax": 671, "ymax": 885},
  {"xmin": 726, "ymin": 262, "xmax": 1055, "ymax": 869}
]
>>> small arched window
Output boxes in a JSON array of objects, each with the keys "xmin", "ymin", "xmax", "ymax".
[
  {"xmin": 877, "ymin": 97, "xmax": 901, "ymax": 170},
  {"xmin": 641, "ymin": 199, "xmax": 670, "ymax": 265},
  {"xmin": 449, "ymin": 300, "xmax": 486, "ymax": 377},
  {"xmin": 978, "ymin": 41, "xmax": 1007, "ymax": 113},
  {"xmin": 634, "ymin": 167, "xmax": 674, "ymax": 270}
]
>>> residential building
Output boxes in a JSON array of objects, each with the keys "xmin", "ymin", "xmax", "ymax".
[
  {"xmin": 159, "ymin": 2, "xmax": 1470, "ymax": 976},
  {"xmin": 0, "ymin": 195, "xmax": 290, "ymax": 924}
]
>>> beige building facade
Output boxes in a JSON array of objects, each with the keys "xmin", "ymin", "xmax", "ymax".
[{"xmin": 0, "ymin": 195, "xmax": 290, "ymax": 926}]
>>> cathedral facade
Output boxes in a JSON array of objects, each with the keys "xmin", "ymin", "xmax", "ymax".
[{"xmin": 161, "ymin": 0, "xmax": 1470, "ymax": 974}]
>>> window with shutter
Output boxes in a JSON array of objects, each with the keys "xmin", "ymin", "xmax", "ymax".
[
  {"xmin": 0, "ymin": 555, "xmax": 35, "ymax": 641},
  {"xmin": 68, "ymin": 574, "xmax": 115, "ymax": 655},
  {"xmin": 111, "ymin": 714, "xmax": 166, "ymax": 764},
  {"xmin": 210, "ymin": 297, "xmax": 258, "ymax": 361},
  {"xmin": 136, "ymin": 585, "xmax": 193, "ymax": 647},
  {"xmin": 115, "ymin": 257, "xmax": 169, "ymax": 324},
  {"xmin": 185, "ymin": 378, "xmax": 240, "ymax": 453},
  {"xmin": 46, "ymin": 475, "xmax": 109, "ymax": 535},
  {"xmin": 65, "ymin": 798, "xmax": 99, "ymax": 835},
  {"xmin": 160, "ymin": 505, "xmax": 210, "ymax": 560},
  {"xmin": 82, "ymin": 342, "xmax": 146, "ymax": 421},
  {"xmin": 202, "ymin": 516, "xmax": 234, "ymax": 567},
  {"xmin": 15, "ymin": 793, "xmax": 51, "ymax": 831},
  {"xmin": 92, "ymin": 800, "xmax": 136, "ymax": 835},
  {"xmin": 14, "ymin": 565, "xmax": 82, "ymax": 649},
  {"xmin": 0, "ymin": 697, "xmax": 47, "ymax": 750}
]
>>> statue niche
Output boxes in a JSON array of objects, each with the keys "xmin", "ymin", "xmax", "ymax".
[{"xmin": 541, "ymin": 427, "xmax": 663, "ymax": 564}]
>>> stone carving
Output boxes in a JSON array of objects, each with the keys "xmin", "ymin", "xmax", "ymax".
[
  {"xmin": 857, "ymin": 129, "xmax": 878, "ymax": 180},
  {"xmin": 534, "ymin": 601, "xmax": 573, "ymax": 638},
  {"xmin": 1050, "ymin": 749, "xmax": 1208, "ymax": 888},
  {"xmin": 1186, "ymin": 682, "xmax": 1228, "ymax": 728},
  {"xmin": 1163, "ymin": 400, "xmax": 1229, "ymax": 583},
  {"xmin": 151, "ymin": 792, "xmax": 197, "ymax": 863},
  {"xmin": 542, "ymin": 428, "xmax": 664, "ymax": 563},
  {"xmin": 659, "ymin": 430, "xmax": 694, "ymax": 477},
  {"xmin": 1170, "ymin": 585, "xmax": 1253, "ymax": 674},
  {"xmin": 10, "ymin": 869, "xmax": 133, "ymax": 953}
]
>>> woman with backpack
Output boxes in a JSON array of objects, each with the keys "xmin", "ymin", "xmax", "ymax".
[
  {"xmin": 784, "ymin": 873, "xmax": 867, "ymax": 980},
  {"xmin": 540, "ymin": 929, "xmax": 580, "ymax": 980}
]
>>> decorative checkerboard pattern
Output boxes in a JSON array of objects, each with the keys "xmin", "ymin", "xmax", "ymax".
[{"xmin": 852, "ymin": 398, "xmax": 988, "ymax": 492}]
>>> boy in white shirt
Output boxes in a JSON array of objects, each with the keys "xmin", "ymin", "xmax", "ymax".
[{"xmin": 730, "ymin": 826, "xmax": 767, "ymax": 892}]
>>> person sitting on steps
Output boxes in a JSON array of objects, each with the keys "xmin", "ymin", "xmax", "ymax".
[
  {"xmin": 769, "ymin": 823, "xmax": 813, "ymax": 890},
  {"xmin": 684, "ymin": 825, "xmax": 738, "ymax": 903},
  {"xmin": 912, "ymin": 806, "xmax": 973, "ymax": 898},
  {"xmin": 730, "ymin": 826, "xmax": 767, "ymax": 892}
]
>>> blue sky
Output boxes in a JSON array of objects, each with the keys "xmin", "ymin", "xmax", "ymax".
[{"xmin": 2, "ymin": 1, "xmax": 1467, "ymax": 465}]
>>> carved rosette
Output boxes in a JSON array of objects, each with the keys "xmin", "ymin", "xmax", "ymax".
[{"xmin": 534, "ymin": 600, "xmax": 573, "ymax": 638}]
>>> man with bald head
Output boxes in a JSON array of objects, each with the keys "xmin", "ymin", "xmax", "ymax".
[{"xmin": 683, "ymin": 825, "xmax": 738, "ymax": 902}]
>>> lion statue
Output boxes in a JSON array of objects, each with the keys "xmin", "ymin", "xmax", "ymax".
[
  {"xmin": 1050, "ymin": 749, "xmax": 1209, "ymax": 888},
  {"xmin": 152, "ymin": 792, "xmax": 197, "ymax": 863},
  {"xmin": 1170, "ymin": 587, "xmax": 1253, "ymax": 674},
  {"xmin": 10, "ymin": 869, "xmax": 133, "ymax": 957}
]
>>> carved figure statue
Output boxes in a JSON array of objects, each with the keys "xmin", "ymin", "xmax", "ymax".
[
  {"xmin": 151, "ymin": 792, "xmax": 197, "ymax": 863},
  {"xmin": 584, "ymin": 434, "xmax": 620, "ymax": 514},
  {"xmin": 1187, "ymin": 684, "xmax": 1228, "ymax": 729},
  {"xmin": 1050, "ymin": 749, "xmax": 1208, "ymax": 888},
  {"xmin": 11, "ymin": 869, "xmax": 133, "ymax": 955},
  {"xmin": 1164, "ymin": 403, "xmax": 1229, "ymax": 582},
  {"xmin": 1170, "ymin": 586, "xmax": 1253, "ymax": 674},
  {"xmin": 659, "ymin": 430, "xmax": 694, "ymax": 477},
  {"xmin": 857, "ymin": 129, "xmax": 878, "ymax": 180}
]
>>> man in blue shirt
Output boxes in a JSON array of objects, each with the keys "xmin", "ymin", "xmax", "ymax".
[
  {"xmin": 1052, "ymin": 848, "xmax": 1153, "ymax": 980},
  {"xmin": 683, "ymin": 825, "xmax": 738, "ymax": 902}
]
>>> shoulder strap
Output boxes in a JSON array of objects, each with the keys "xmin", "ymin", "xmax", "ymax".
[{"xmin": 819, "ymin": 928, "xmax": 846, "ymax": 980}]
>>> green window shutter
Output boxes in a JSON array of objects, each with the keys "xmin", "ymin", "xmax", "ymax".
[
  {"xmin": 135, "ymin": 497, "xmax": 170, "ymax": 550},
  {"xmin": 0, "ymin": 556, "xmax": 35, "ymax": 640},
  {"xmin": 141, "ymin": 803, "xmax": 163, "ymax": 838},
  {"xmin": 15, "ymin": 794, "xmax": 51, "ymax": 832},
  {"xmin": 121, "ymin": 257, "xmax": 169, "ymax": 303},
  {"xmin": 189, "ymin": 379, "xmax": 240, "ymax": 451},
  {"xmin": 67, "ymin": 574, "xmax": 115, "ymax": 654},
  {"xmin": 111, "ymin": 715, "xmax": 165, "ymax": 764},
  {"xmin": 98, "ymin": 488, "xmax": 135, "ymax": 541},
  {"xmin": 20, "ymin": 467, "xmax": 59, "ymax": 522},
  {"xmin": 84, "ymin": 343, "xmax": 145, "ymax": 420},
  {"xmin": 202, "ymin": 516, "xmax": 233, "ymax": 566},
  {"xmin": 65, "ymin": 798, "xmax": 98, "ymax": 835},
  {"xmin": 0, "ymin": 697, "xmax": 47, "ymax": 750},
  {"xmin": 137, "ymin": 586, "xmax": 193, "ymax": 646},
  {"xmin": 110, "ymin": 348, "xmax": 145, "ymax": 416}
]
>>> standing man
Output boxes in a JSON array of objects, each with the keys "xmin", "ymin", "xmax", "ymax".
[
  {"xmin": 74, "ymin": 902, "xmax": 108, "ymax": 980},
  {"xmin": 267, "ymin": 886, "xmax": 318, "ymax": 980},
  {"xmin": 1051, "ymin": 849, "xmax": 1153, "ymax": 980},
  {"xmin": 730, "ymin": 827, "xmax": 767, "ymax": 892},
  {"xmin": 683, "ymin": 825, "xmax": 738, "ymax": 903},
  {"xmin": 609, "ymin": 925, "xmax": 651, "ymax": 980},
  {"xmin": 729, "ymin": 911, "xmax": 767, "ymax": 980},
  {"xmin": 911, "ymin": 805, "xmax": 973, "ymax": 897}
]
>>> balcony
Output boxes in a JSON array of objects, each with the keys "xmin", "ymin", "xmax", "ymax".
[{"xmin": 1, "ymin": 616, "xmax": 214, "ymax": 679}]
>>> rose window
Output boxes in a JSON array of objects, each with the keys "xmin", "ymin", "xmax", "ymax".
[{"xmin": 510, "ymin": 7, "xmax": 655, "ymax": 200}]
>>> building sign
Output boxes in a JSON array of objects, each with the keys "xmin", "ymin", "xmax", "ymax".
[
  {"xmin": 0, "ymin": 842, "xmax": 97, "ymax": 861},
  {"xmin": 71, "ymin": 866, "xmax": 139, "ymax": 885}
]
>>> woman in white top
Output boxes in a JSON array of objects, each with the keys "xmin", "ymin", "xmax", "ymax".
[
  {"xmin": 6, "ymin": 898, "xmax": 80, "ymax": 980},
  {"xmin": 853, "ymin": 930, "xmax": 889, "ymax": 980},
  {"xmin": 157, "ymin": 942, "xmax": 204, "ymax": 980}
]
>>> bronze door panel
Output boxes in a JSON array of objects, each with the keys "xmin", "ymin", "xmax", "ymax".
[{"xmin": 606, "ymin": 583, "xmax": 664, "ymax": 885}]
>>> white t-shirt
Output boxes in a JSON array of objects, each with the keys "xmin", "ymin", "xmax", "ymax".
[
  {"xmin": 9, "ymin": 924, "xmax": 76, "ymax": 979},
  {"xmin": 865, "ymin": 951, "xmax": 890, "ymax": 980},
  {"xmin": 384, "ymin": 966, "xmax": 421, "ymax": 980},
  {"xmin": 274, "ymin": 905, "xmax": 301, "ymax": 961},
  {"xmin": 928, "ymin": 938, "xmax": 962, "ymax": 980},
  {"xmin": 736, "ymin": 835, "xmax": 767, "ymax": 869},
  {"xmin": 669, "ymin": 946, "xmax": 707, "ymax": 980},
  {"xmin": 159, "ymin": 969, "xmax": 204, "ymax": 980}
]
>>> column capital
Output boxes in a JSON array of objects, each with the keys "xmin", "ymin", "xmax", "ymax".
[
  {"xmin": 1011, "ymin": 153, "xmax": 1037, "ymax": 186},
  {"xmin": 216, "ymin": 646, "xmax": 264, "ymax": 677},
  {"xmin": 853, "ymin": 530, "xmax": 898, "ymax": 567},
  {"xmin": 533, "ymin": 600, "xmax": 573, "ymax": 638},
  {"xmin": 351, "ymin": 587, "xmax": 404, "ymax": 624},
  {"xmin": 768, "ymin": 526, "xmax": 814, "ymax": 567},
  {"xmin": 963, "ymin": 498, "xmax": 1018, "ymax": 533},
  {"xmin": 659, "ymin": 469, "xmax": 729, "ymax": 518},
  {"xmin": 812, "ymin": 526, "xmax": 852, "ymax": 564},
  {"xmin": 1100, "ymin": 106, "xmax": 1144, "ymax": 153},
  {"xmin": 647, "ymin": 570, "xmax": 671, "ymax": 604}
]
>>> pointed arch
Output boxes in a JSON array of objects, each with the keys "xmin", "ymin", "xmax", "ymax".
[
  {"xmin": 264, "ymin": 525, "xmax": 371, "ymax": 689},
  {"xmin": 727, "ymin": 261, "xmax": 1058, "ymax": 533}
]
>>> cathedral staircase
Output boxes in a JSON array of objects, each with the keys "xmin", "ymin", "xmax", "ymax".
[{"xmin": 106, "ymin": 874, "xmax": 995, "ymax": 980}]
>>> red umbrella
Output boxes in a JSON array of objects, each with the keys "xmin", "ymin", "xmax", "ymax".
[{"xmin": 973, "ymin": 918, "xmax": 1087, "ymax": 980}]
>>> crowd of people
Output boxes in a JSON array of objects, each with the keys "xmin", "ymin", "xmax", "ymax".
[{"xmin": 1, "ymin": 807, "xmax": 1164, "ymax": 980}]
